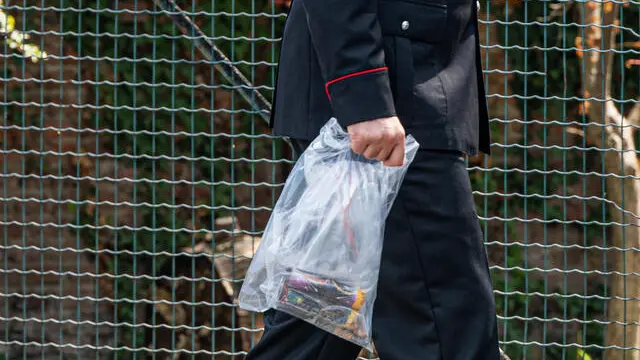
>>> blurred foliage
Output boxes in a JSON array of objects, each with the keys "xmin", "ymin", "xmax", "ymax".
[
  {"xmin": 0, "ymin": 0, "xmax": 47, "ymax": 61},
  {"xmin": 42, "ymin": 0, "xmax": 286, "ymax": 356},
  {"xmin": 87, "ymin": 0, "xmax": 282, "ymax": 355},
  {"xmin": 472, "ymin": 2, "xmax": 639, "ymax": 359}
]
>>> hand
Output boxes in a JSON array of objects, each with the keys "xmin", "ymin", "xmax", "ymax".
[{"xmin": 347, "ymin": 116, "xmax": 406, "ymax": 167}]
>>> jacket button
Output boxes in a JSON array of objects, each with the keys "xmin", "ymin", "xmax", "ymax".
[{"xmin": 401, "ymin": 21, "xmax": 410, "ymax": 30}]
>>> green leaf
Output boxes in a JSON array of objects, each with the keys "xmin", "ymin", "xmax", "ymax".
[{"xmin": 577, "ymin": 348, "xmax": 594, "ymax": 360}]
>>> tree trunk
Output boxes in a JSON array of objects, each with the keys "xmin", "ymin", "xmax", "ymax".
[{"xmin": 578, "ymin": 2, "xmax": 640, "ymax": 359}]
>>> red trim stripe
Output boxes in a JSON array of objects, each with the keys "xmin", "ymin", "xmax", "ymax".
[{"xmin": 324, "ymin": 67, "xmax": 388, "ymax": 99}]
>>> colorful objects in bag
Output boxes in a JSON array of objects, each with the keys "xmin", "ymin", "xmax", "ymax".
[{"xmin": 277, "ymin": 268, "xmax": 368, "ymax": 342}]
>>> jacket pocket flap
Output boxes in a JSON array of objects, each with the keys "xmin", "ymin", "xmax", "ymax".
[{"xmin": 378, "ymin": 0, "xmax": 447, "ymax": 44}]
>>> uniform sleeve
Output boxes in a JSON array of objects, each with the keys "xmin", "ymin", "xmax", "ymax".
[{"xmin": 300, "ymin": 0, "xmax": 397, "ymax": 128}]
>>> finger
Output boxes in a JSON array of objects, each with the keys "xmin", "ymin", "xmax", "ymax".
[
  {"xmin": 350, "ymin": 137, "xmax": 367, "ymax": 154},
  {"xmin": 375, "ymin": 144, "xmax": 393, "ymax": 162},
  {"xmin": 374, "ymin": 129, "xmax": 395, "ymax": 162},
  {"xmin": 362, "ymin": 143, "xmax": 383, "ymax": 159},
  {"xmin": 383, "ymin": 142, "xmax": 405, "ymax": 167}
]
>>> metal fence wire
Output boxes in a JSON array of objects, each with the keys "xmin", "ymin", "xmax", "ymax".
[{"xmin": 0, "ymin": 0, "xmax": 639, "ymax": 359}]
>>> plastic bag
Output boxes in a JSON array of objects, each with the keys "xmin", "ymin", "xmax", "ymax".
[{"xmin": 238, "ymin": 118, "xmax": 419, "ymax": 350}]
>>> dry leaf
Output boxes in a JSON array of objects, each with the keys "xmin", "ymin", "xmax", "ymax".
[
  {"xmin": 575, "ymin": 36, "xmax": 584, "ymax": 58},
  {"xmin": 626, "ymin": 59, "xmax": 640, "ymax": 68},
  {"xmin": 604, "ymin": 2, "xmax": 615, "ymax": 13}
]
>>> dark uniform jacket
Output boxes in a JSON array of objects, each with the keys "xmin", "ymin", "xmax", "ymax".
[{"xmin": 269, "ymin": 0, "xmax": 490, "ymax": 155}]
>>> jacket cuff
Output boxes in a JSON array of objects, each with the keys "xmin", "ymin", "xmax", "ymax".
[{"xmin": 325, "ymin": 67, "xmax": 397, "ymax": 128}]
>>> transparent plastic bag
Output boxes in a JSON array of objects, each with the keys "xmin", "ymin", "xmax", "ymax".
[{"xmin": 238, "ymin": 117, "xmax": 419, "ymax": 350}]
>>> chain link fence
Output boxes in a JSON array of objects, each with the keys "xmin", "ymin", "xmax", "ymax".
[{"xmin": 0, "ymin": 1, "xmax": 638, "ymax": 359}]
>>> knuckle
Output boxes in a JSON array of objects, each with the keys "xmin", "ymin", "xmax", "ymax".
[
  {"xmin": 359, "ymin": 133, "xmax": 370, "ymax": 141},
  {"xmin": 380, "ymin": 129, "xmax": 393, "ymax": 142},
  {"xmin": 373, "ymin": 131, "xmax": 384, "ymax": 142}
]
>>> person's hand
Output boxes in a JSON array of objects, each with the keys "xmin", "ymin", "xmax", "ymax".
[{"xmin": 347, "ymin": 116, "xmax": 406, "ymax": 167}]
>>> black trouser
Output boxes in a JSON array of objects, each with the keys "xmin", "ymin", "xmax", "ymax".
[{"xmin": 245, "ymin": 139, "xmax": 501, "ymax": 360}]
